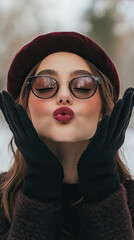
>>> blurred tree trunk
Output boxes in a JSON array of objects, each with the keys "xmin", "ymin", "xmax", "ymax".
[{"xmin": 82, "ymin": 0, "xmax": 122, "ymax": 61}]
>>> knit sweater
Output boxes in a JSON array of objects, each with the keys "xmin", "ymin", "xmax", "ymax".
[{"xmin": 0, "ymin": 171, "xmax": 134, "ymax": 240}]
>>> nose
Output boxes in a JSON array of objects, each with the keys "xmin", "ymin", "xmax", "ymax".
[{"xmin": 56, "ymin": 80, "xmax": 73, "ymax": 104}]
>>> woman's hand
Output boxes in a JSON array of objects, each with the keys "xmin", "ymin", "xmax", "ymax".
[
  {"xmin": 0, "ymin": 91, "xmax": 64, "ymax": 202},
  {"xmin": 77, "ymin": 88, "xmax": 134, "ymax": 203}
]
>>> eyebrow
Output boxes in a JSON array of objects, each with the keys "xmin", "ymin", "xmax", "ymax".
[{"xmin": 36, "ymin": 69, "xmax": 92, "ymax": 77}]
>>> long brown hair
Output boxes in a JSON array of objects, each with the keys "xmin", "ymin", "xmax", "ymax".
[{"xmin": 0, "ymin": 58, "xmax": 133, "ymax": 228}]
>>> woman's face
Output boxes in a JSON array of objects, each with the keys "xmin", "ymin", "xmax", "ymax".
[{"xmin": 28, "ymin": 52, "xmax": 102, "ymax": 142}]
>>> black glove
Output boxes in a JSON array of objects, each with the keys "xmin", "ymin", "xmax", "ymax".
[
  {"xmin": 0, "ymin": 91, "xmax": 64, "ymax": 202},
  {"xmin": 77, "ymin": 88, "xmax": 134, "ymax": 203}
]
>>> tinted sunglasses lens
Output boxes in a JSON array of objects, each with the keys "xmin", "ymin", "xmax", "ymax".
[
  {"xmin": 32, "ymin": 76, "xmax": 57, "ymax": 98},
  {"xmin": 31, "ymin": 76, "xmax": 97, "ymax": 99},
  {"xmin": 71, "ymin": 76, "xmax": 97, "ymax": 98}
]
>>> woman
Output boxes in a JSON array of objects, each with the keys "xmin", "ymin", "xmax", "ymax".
[{"xmin": 0, "ymin": 31, "xmax": 134, "ymax": 240}]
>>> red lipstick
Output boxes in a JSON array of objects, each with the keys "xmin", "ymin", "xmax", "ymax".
[{"xmin": 53, "ymin": 107, "xmax": 74, "ymax": 122}]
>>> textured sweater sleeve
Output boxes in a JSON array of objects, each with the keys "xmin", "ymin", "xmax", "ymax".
[
  {"xmin": 0, "ymin": 179, "xmax": 62, "ymax": 240},
  {"xmin": 79, "ymin": 182, "xmax": 134, "ymax": 240}
]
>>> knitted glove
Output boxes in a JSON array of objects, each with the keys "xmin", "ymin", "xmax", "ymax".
[
  {"xmin": 0, "ymin": 91, "xmax": 64, "ymax": 202},
  {"xmin": 77, "ymin": 87, "xmax": 134, "ymax": 203}
]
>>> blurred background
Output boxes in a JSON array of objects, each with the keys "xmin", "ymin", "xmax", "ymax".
[{"xmin": 0, "ymin": 0, "xmax": 134, "ymax": 176}]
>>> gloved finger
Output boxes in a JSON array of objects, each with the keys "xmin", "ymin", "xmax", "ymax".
[
  {"xmin": 90, "ymin": 114, "xmax": 109, "ymax": 145},
  {"xmin": 117, "ymin": 88, "xmax": 134, "ymax": 129},
  {"xmin": 0, "ymin": 92, "xmax": 17, "ymax": 135},
  {"xmin": 118, "ymin": 92, "xmax": 134, "ymax": 135},
  {"xmin": 123, "ymin": 92, "xmax": 134, "ymax": 130},
  {"xmin": 16, "ymin": 103, "xmax": 39, "ymax": 138},
  {"xmin": 108, "ymin": 88, "xmax": 134, "ymax": 136},
  {"xmin": 1, "ymin": 91, "xmax": 24, "ymax": 138},
  {"xmin": 113, "ymin": 89, "xmax": 134, "ymax": 138},
  {"xmin": 122, "ymin": 87, "xmax": 134, "ymax": 100},
  {"xmin": 107, "ymin": 99, "xmax": 123, "ymax": 139},
  {"xmin": 0, "ymin": 93, "xmax": 11, "ymax": 126}
]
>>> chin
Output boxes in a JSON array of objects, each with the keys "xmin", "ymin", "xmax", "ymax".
[
  {"xmin": 40, "ymin": 134, "xmax": 79, "ymax": 143},
  {"xmin": 50, "ymin": 136, "xmax": 76, "ymax": 143}
]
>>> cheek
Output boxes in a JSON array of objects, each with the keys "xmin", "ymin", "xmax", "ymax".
[
  {"xmin": 78, "ymin": 94, "xmax": 102, "ymax": 138},
  {"xmin": 28, "ymin": 94, "xmax": 48, "ymax": 117},
  {"xmin": 82, "ymin": 97, "xmax": 102, "ymax": 119}
]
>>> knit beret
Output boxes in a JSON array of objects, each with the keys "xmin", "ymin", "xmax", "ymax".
[{"xmin": 7, "ymin": 31, "xmax": 120, "ymax": 102}]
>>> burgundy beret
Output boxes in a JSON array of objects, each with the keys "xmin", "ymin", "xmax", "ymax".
[{"xmin": 7, "ymin": 31, "xmax": 120, "ymax": 102}]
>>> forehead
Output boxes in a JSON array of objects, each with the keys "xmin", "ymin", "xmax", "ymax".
[{"xmin": 35, "ymin": 52, "xmax": 93, "ymax": 75}]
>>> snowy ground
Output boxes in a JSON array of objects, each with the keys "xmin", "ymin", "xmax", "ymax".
[{"xmin": 0, "ymin": 119, "xmax": 134, "ymax": 178}]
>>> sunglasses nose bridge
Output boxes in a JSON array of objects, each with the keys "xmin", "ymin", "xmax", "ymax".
[
  {"xmin": 58, "ymin": 80, "xmax": 70, "ymax": 84},
  {"xmin": 58, "ymin": 80, "xmax": 71, "ymax": 90},
  {"xmin": 58, "ymin": 81, "xmax": 71, "ymax": 94}
]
